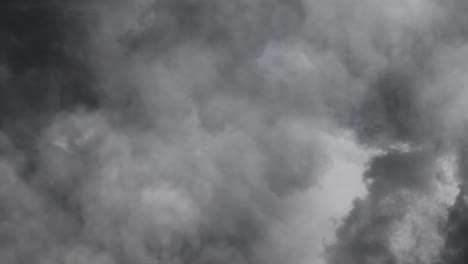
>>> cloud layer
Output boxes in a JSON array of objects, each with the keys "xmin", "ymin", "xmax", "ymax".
[{"xmin": 2, "ymin": 0, "xmax": 468, "ymax": 264}]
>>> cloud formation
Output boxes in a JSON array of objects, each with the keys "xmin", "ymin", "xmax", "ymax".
[{"xmin": 2, "ymin": 0, "xmax": 468, "ymax": 264}]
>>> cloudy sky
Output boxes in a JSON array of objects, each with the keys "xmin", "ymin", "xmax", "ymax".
[{"xmin": 1, "ymin": 0, "xmax": 468, "ymax": 263}]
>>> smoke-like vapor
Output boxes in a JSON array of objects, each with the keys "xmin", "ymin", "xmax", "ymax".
[{"xmin": 3, "ymin": 0, "xmax": 468, "ymax": 264}]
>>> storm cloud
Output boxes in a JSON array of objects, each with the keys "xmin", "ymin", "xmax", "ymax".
[{"xmin": 2, "ymin": 0, "xmax": 468, "ymax": 264}]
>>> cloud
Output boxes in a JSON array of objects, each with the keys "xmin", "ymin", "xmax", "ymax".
[
  {"xmin": 3, "ymin": 0, "xmax": 468, "ymax": 264},
  {"xmin": 327, "ymin": 148, "xmax": 458, "ymax": 264}
]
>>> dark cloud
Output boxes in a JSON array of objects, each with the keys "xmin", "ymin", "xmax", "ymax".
[
  {"xmin": 440, "ymin": 189, "xmax": 468, "ymax": 264},
  {"xmin": 0, "ymin": 2, "xmax": 326, "ymax": 263},
  {"xmin": 439, "ymin": 139, "xmax": 468, "ymax": 264},
  {"xmin": 3, "ymin": 0, "xmax": 468, "ymax": 264},
  {"xmin": 0, "ymin": 0, "xmax": 98, "ymax": 128},
  {"xmin": 352, "ymin": 67, "xmax": 427, "ymax": 146},
  {"xmin": 327, "ymin": 148, "xmax": 456, "ymax": 264}
]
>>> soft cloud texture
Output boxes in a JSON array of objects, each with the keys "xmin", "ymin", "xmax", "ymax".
[{"xmin": 2, "ymin": 0, "xmax": 468, "ymax": 264}]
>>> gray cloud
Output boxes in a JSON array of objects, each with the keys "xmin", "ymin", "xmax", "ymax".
[{"xmin": 3, "ymin": 0, "xmax": 468, "ymax": 264}]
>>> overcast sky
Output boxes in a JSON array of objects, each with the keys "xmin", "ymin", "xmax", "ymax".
[{"xmin": 1, "ymin": 1, "xmax": 468, "ymax": 264}]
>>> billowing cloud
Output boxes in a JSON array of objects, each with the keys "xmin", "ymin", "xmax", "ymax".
[{"xmin": 3, "ymin": 0, "xmax": 468, "ymax": 264}]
